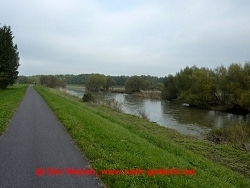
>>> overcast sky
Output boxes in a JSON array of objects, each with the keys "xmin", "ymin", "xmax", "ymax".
[{"xmin": 1, "ymin": 0, "xmax": 250, "ymax": 77}]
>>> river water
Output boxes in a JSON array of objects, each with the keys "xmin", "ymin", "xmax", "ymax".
[{"xmin": 66, "ymin": 87, "xmax": 250, "ymax": 139}]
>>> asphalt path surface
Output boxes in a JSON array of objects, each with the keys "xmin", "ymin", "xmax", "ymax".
[{"xmin": 0, "ymin": 86, "xmax": 104, "ymax": 188}]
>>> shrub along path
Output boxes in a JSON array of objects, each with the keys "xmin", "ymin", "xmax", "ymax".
[{"xmin": 0, "ymin": 86, "xmax": 103, "ymax": 188}]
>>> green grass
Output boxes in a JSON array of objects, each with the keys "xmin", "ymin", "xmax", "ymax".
[
  {"xmin": 0, "ymin": 84, "xmax": 28, "ymax": 135},
  {"xmin": 35, "ymin": 85, "xmax": 250, "ymax": 188}
]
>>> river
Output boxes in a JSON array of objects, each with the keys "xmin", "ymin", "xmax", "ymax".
[{"xmin": 66, "ymin": 86, "xmax": 250, "ymax": 139}]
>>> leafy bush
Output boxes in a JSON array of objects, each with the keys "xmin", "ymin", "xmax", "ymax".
[
  {"xmin": 82, "ymin": 92, "xmax": 94, "ymax": 102},
  {"xmin": 125, "ymin": 76, "xmax": 144, "ymax": 93}
]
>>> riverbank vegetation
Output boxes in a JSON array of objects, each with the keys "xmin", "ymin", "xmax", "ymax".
[
  {"xmin": 207, "ymin": 122, "xmax": 250, "ymax": 151},
  {"xmin": 162, "ymin": 61, "xmax": 250, "ymax": 115},
  {"xmin": 17, "ymin": 61, "xmax": 250, "ymax": 115},
  {"xmin": 0, "ymin": 84, "xmax": 28, "ymax": 135},
  {"xmin": 35, "ymin": 85, "xmax": 250, "ymax": 187}
]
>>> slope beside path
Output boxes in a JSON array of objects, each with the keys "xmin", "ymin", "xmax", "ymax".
[{"xmin": 0, "ymin": 86, "xmax": 103, "ymax": 188}]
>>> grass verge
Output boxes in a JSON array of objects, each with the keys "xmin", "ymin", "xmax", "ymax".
[
  {"xmin": 0, "ymin": 84, "xmax": 28, "ymax": 135},
  {"xmin": 35, "ymin": 85, "xmax": 250, "ymax": 188}
]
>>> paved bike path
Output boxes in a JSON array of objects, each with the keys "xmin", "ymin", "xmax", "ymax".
[{"xmin": 0, "ymin": 86, "xmax": 104, "ymax": 188}]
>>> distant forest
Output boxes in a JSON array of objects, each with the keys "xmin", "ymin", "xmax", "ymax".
[{"xmin": 17, "ymin": 74, "xmax": 164, "ymax": 89}]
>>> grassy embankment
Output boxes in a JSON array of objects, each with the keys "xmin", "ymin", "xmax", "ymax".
[
  {"xmin": 35, "ymin": 85, "xmax": 250, "ymax": 188},
  {"xmin": 0, "ymin": 84, "xmax": 28, "ymax": 135}
]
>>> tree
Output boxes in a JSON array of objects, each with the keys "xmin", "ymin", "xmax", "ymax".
[
  {"xmin": 214, "ymin": 65, "xmax": 228, "ymax": 105},
  {"xmin": 112, "ymin": 75, "xmax": 129, "ymax": 86},
  {"xmin": 85, "ymin": 73, "xmax": 106, "ymax": 91},
  {"xmin": 175, "ymin": 66, "xmax": 198, "ymax": 92},
  {"xmin": 125, "ymin": 76, "xmax": 144, "ymax": 93},
  {"xmin": 39, "ymin": 75, "xmax": 66, "ymax": 88},
  {"xmin": 189, "ymin": 68, "xmax": 216, "ymax": 107},
  {"xmin": 105, "ymin": 76, "xmax": 116, "ymax": 90},
  {"xmin": 0, "ymin": 25, "xmax": 20, "ymax": 89},
  {"xmin": 142, "ymin": 80, "xmax": 151, "ymax": 90},
  {"xmin": 226, "ymin": 63, "xmax": 250, "ymax": 108},
  {"xmin": 162, "ymin": 74, "xmax": 178, "ymax": 101},
  {"xmin": 46, "ymin": 75, "xmax": 58, "ymax": 88},
  {"xmin": 177, "ymin": 68, "xmax": 217, "ymax": 107},
  {"xmin": 155, "ymin": 83, "xmax": 164, "ymax": 91}
]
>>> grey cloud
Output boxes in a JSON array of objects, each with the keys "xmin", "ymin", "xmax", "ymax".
[{"xmin": 1, "ymin": 0, "xmax": 250, "ymax": 76}]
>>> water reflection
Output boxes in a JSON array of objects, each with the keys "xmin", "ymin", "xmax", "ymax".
[
  {"xmin": 66, "ymin": 87, "xmax": 85, "ymax": 98},
  {"xmin": 66, "ymin": 87, "xmax": 250, "ymax": 138}
]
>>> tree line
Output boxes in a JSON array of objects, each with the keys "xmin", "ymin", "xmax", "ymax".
[
  {"xmin": 39, "ymin": 75, "xmax": 66, "ymax": 88},
  {"xmin": 17, "ymin": 74, "xmax": 164, "ymax": 91},
  {"xmin": 55, "ymin": 74, "xmax": 164, "ymax": 88},
  {"xmin": 162, "ymin": 62, "xmax": 250, "ymax": 115},
  {"xmin": 17, "ymin": 75, "xmax": 66, "ymax": 88},
  {"xmin": 81, "ymin": 74, "xmax": 164, "ymax": 92}
]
